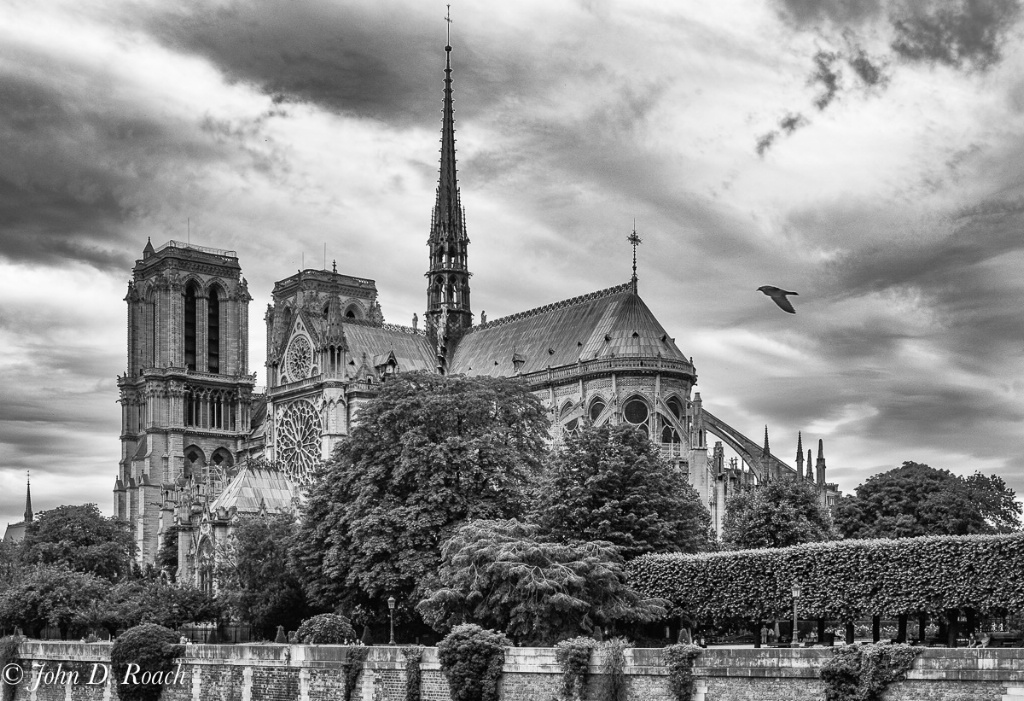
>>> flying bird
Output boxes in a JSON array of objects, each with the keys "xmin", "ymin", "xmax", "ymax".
[{"xmin": 757, "ymin": 286, "xmax": 798, "ymax": 314}]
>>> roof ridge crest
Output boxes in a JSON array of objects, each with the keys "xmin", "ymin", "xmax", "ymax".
[{"xmin": 472, "ymin": 281, "xmax": 633, "ymax": 332}]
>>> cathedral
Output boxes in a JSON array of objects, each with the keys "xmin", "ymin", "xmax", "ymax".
[{"xmin": 113, "ymin": 39, "xmax": 839, "ymax": 583}]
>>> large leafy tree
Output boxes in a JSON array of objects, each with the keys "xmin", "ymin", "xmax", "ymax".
[
  {"xmin": 417, "ymin": 519, "xmax": 667, "ymax": 645},
  {"xmin": 722, "ymin": 478, "xmax": 836, "ymax": 550},
  {"xmin": 20, "ymin": 504, "xmax": 135, "ymax": 582},
  {"xmin": 292, "ymin": 372, "xmax": 549, "ymax": 617},
  {"xmin": 0, "ymin": 565, "xmax": 106, "ymax": 638},
  {"xmin": 833, "ymin": 461, "xmax": 1022, "ymax": 539},
  {"xmin": 103, "ymin": 580, "xmax": 221, "ymax": 633},
  {"xmin": 215, "ymin": 514, "xmax": 313, "ymax": 639},
  {"xmin": 533, "ymin": 424, "xmax": 712, "ymax": 557}
]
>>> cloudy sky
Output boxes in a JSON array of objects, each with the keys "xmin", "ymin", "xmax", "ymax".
[{"xmin": 2, "ymin": 0, "xmax": 1023, "ymax": 528}]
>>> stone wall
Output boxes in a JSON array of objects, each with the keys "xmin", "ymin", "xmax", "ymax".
[{"xmin": 8, "ymin": 642, "xmax": 1024, "ymax": 701}]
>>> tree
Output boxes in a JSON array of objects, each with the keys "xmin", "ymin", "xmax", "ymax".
[
  {"xmin": 215, "ymin": 514, "xmax": 313, "ymax": 639},
  {"xmin": 833, "ymin": 462, "xmax": 1022, "ymax": 539},
  {"xmin": 533, "ymin": 424, "xmax": 712, "ymax": 557},
  {"xmin": 20, "ymin": 504, "xmax": 135, "ymax": 582},
  {"xmin": 417, "ymin": 519, "xmax": 667, "ymax": 645},
  {"xmin": 0, "ymin": 565, "xmax": 106, "ymax": 638},
  {"xmin": 156, "ymin": 525, "xmax": 180, "ymax": 582},
  {"xmin": 721, "ymin": 478, "xmax": 836, "ymax": 550},
  {"xmin": 291, "ymin": 372, "xmax": 549, "ymax": 618},
  {"xmin": 103, "ymin": 580, "xmax": 221, "ymax": 633}
]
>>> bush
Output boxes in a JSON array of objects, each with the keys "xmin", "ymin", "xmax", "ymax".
[
  {"xmin": 437, "ymin": 624, "xmax": 510, "ymax": 701},
  {"xmin": 555, "ymin": 636, "xmax": 597, "ymax": 701},
  {"xmin": 820, "ymin": 643, "xmax": 920, "ymax": 701},
  {"xmin": 342, "ymin": 647, "xmax": 370, "ymax": 701},
  {"xmin": 628, "ymin": 533, "xmax": 1024, "ymax": 622},
  {"xmin": 1, "ymin": 635, "xmax": 23, "ymax": 701},
  {"xmin": 663, "ymin": 644, "xmax": 702, "ymax": 701},
  {"xmin": 294, "ymin": 613, "xmax": 357, "ymax": 644},
  {"xmin": 109, "ymin": 624, "xmax": 184, "ymax": 701}
]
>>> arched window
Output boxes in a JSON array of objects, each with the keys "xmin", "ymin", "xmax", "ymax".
[
  {"xmin": 184, "ymin": 282, "xmax": 199, "ymax": 371},
  {"xmin": 589, "ymin": 398, "xmax": 606, "ymax": 422},
  {"xmin": 623, "ymin": 397, "xmax": 650, "ymax": 437},
  {"xmin": 207, "ymin": 286, "xmax": 221, "ymax": 374},
  {"xmin": 667, "ymin": 396, "xmax": 684, "ymax": 421}
]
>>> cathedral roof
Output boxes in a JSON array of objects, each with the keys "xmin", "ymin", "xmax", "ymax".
[
  {"xmin": 342, "ymin": 321, "xmax": 435, "ymax": 375},
  {"xmin": 448, "ymin": 283, "xmax": 689, "ymax": 377},
  {"xmin": 210, "ymin": 462, "xmax": 298, "ymax": 515}
]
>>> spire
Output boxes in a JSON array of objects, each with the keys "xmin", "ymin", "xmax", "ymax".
[
  {"xmin": 806, "ymin": 448, "xmax": 814, "ymax": 481},
  {"xmin": 762, "ymin": 425, "xmax": 770, "ymax": 458},
  {"xmin": 24, "ymin": 470, "xmax": 33, "ymax": 523},
  {"xmin": 432, "ymin": 7, "xmax": 465, "ymax": 247},
  {"xmin": 627, "ymin": 225, "xmax": 642, "ymax": 294},
  {"xmin": 143, "ymin": 237, "xmax": 155, "ymax": 259},
  {"xmin": 815, "ymin": 439, "xmax": 826, "ymax": 486},
  {"xmin": 795, "ymin": 432, "xmax": 804, "ymax": 475}
]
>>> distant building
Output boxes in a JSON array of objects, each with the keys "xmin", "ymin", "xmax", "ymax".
[
  {"xmin": 3, "ymin": 473, "xmax": 33, "ymax": 544},
  {"xmin": 115, "ymin": 36, "xmax": 839, "ymax": 582}
]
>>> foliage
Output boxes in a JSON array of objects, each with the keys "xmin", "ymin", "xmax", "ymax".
[
  {"xmin": 295, "ymin": 613, "xmax": 357, "ymax": 644},
  {"xmin": 721, "ymin": 479, "xmax": 836, "ymax": 550},
  {"xmin": 555, "ymin": 636, "xmax": 597, "ymax": 701},
  {"xmin": 663, "ymin": 644, "xmax": 702, "ymax": 701},
  {"xmin": 156, "ymin": 526, "xmax": 180, "ymax": 582},
  {"xmin": 820, "ymin": 643, "xmax": 921, "ymax": 701},
  {"xmin": 436, "ymin": 624, "xmax": 510, "ymax": 701},
  {"xmin": 214, "ymin": 514, "xmax": 312, "ymax": 638},
  {"xmin": 103, "ymin": 580, "xmax": 221, "ymax": 633},
  {"xmin": 20, "ymin": 504, "xmax": 135, "ymax": 582},
  {"xmin": 342, "ymin": 647, "xmax": 370, "ymax": 701},
  {"xmin": 628, "ymin": 532, "xmax": 1024, "ymax": 623},
  {"xmin": 834, "ymin": 462, "xmax": 1022, "ymax": 539},
  {"xmin": 0, "ymin": 565, "xmax": 106, "ymax": 638},
  {"xmin": 402, "ymin": 646, "xmax": 424, "ymax": 701},
  {"xmin": 1, "ymin": 635, "xmax": 22, "ymax": 701},
  {"xmin": 534, "ymin": 424, "xmax": 712, "ymax": 558},
  {"xmin": 418, "ymin": 519, "xmax": 667, "ymax": 645},
  {"xmin": 110, "ymin": 623, "xmax": 184, "ymax": 701},
  {"xmin": 596, "ymin": 638, "xmax": 630, "ymax": 701}
]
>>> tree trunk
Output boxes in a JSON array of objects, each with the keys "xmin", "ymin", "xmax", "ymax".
[
  {"xmin": 818, "ymin": 618, "xmax": 826, "ymax": 646},
  {"xmin": 946, "ymin": 608, "xmax": 960, "ymax": 648},
  {"xmin": 845, "ymin": 622, "xmax": 855, "ymax": 644},
  {"xmin": 872, "ymin": 615, "xmax": 881, "ymax": 643},
  {"xmin": 897, "ymin": 615, "xmax": 908, "ymax": 643},
  {"xmin": 918, "ymin": 612, "xmax": 928, "ymax": 644},
  {"xmin": 753, "ymin": 621, "xmax": 762, "ymax": 648}
]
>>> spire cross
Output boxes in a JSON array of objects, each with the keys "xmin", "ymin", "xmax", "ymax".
[
  {"xmin": 627, "ymin": 224, "xmax": 642, "ymax": 290},
  {"xmin": 445, "ymin": 4, "xmax": 452, "ymax": 47}
]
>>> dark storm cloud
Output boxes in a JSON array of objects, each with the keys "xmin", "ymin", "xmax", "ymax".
[
  {"xmin": 846, "ymin": 45, "xmax": 889, "ymax": 87},
  {"xmin": 890, "ymin": 0, "xmax": 1022, "ymax": 71},
  {"xmin": 809, "ymin": 50, "xmax": 842, "ymax": 110}
]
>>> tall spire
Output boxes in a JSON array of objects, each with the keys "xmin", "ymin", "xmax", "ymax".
[
  {"xmin": 627, "ymin": 225, "xmax": 642, "ymax": 294},
  {"xmin": 426, "ymin": 6, "xmax": 472, "ymax": 370},
  {"xmin": 762, "ymin": 425, "xmax": 770, "ymax": 457},
  {"xmin": 24, "ymin": 470, "xmax": 33, "ymax": 523},
  {"xmin": 795, "ymin": 432, "xmax": 804, "ymax": 476}
]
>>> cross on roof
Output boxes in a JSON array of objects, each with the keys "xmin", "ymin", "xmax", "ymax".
[{"xmin": 627, "ymin": 225, "xmax": 642, "ymax": 292}]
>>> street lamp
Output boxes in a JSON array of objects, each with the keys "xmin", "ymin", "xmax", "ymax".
[
  {"xmin": 388, "ymin": 596, "xmax": 396, "ymax": 645},
  {"xmin": 791, "ymin": 582, "xmax": 802, "ymax": 648}
]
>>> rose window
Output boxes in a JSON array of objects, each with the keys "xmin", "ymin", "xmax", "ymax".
[
  {"xmin": 277, "ymin": 400, "xmax": 322, "ymax": 481},
  {"xmin": 286, "ymin": 335, "xmax": 313, "ymax": 381}
]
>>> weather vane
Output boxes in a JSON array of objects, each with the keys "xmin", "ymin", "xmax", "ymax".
[{"xmin": 627, "ymin": 222, "xmax": 642, "ymax": 291}]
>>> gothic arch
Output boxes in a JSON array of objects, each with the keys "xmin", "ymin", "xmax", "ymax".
[
  {"xmin": 183, "ymin": 445, "xmax": 206, "ymax": 479},
  {"xmin": 588, "ymin": 395, "xmax": 608, "ymax": 423},
  {"xmin": 621, "ymin": 394, "xmax": 652, "ymax": 437},
  {"xmin": 344, "ymin": 302, "xmax": 363, "ymax": 320}
]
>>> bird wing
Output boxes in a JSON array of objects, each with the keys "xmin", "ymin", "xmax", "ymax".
[{"xmin": 771, "ymin": 295, "xmax": 797, "ymax": 314}]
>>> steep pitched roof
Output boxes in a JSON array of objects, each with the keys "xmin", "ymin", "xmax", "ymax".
[
  {"xmin": 210, "ymin": 463, "xmax": 299, "ymax": 515},
  {"xmin": 341, "ymin": 321, "xmax": 436, "ymax": 375},
  {"xmin": 448, "ymin": 283, "xmax": 689, "ymax": 377}
]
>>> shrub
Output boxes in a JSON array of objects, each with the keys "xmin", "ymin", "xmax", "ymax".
[
  {"xmin": 628, "ymin": 533, "xmax": 1024, "ymax": 622},
  {"xmin": 663, "ymin": 644, "xmax": 702, "ymax": 701},
  {"xmin": 596, "ymin": 638, "xmax": 630, "ymax": 701},
  {"xmin": 820, "ymin": 643, "xmax": 920, "ymax": 701},
  {"xmin": 294, "ymin": 613, "xmax": 357, "ymax": 644},
  {"xmin": 342, "ymin": 647, "xmax": 370, "ymax": 701},
  {"xmin": 437, "ymin": 624, "xmax": 510, "ymax": 701},
  {"xmin": 402, "ymin": 646, "xmax": 424, "ymax": 701},
  {"xmin": 554, "ymin": 636, "xmax": 597, "ymax": 701},
  {"xmin": 109, "ymin": 624, "xmax": 184, "ymax": 701}
]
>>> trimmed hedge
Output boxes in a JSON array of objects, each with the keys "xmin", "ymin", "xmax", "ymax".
[{"xmin": 627, "ymin": 533, "xmax": 1024, "ymax": 621}]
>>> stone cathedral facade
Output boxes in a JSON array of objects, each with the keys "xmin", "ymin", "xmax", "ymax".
[{"xmin": 115, "ymin": 40, "xmax": 838, "ymax": 581}]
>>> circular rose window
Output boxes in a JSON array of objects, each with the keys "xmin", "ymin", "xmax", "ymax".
[{"xmin": 286, "ymin": 335, "xmax": 312, "ymax": 380}]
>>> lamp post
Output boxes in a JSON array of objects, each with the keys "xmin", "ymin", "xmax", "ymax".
[
  {"xmin": 791, "ymin": 582, "xmax": 802, "ymax": 648},
  {"xmin": 388, "ymin": 596, "xmax": 396, "ymax": 645}
]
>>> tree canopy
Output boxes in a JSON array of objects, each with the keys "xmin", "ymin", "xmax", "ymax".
[
  {"xmin": 20, "ymin": 504, "xmax": 135, "ymax": 582},
  {"xmin": 291, "ymin": 372, "xmax": 550, "ymax": 616},
  {"xmin": 417, "ymin": 519, "xmax": 667, "ymax": 645},
  {"xmin": 533, "ymin": 423, "xmax": 712, "ymax": 557},
  {"xmin": 215, "ymin": 514, "xmax": 312, "ymax": 638},
  {"xmin": 721, "ymin": 478, "xmax": 836, "ymax": 550},
  {"xmin": 833, "ymin": 462, "xmax": 1022, "ymax": 539}
]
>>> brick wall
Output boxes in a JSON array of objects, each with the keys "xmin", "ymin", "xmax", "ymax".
[{"xmin": 9, "ymin": 641, "xmax": 1024, "ymax": 701}]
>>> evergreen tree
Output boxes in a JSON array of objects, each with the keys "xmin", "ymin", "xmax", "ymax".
[{"xmin": 533, "ymin": 423, "xmax": 712, "ymax": 558}]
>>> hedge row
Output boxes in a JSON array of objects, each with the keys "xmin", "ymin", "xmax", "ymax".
[{"xmin": 627, "ymin": 533, "xmax": 1024, "ymax": 621}]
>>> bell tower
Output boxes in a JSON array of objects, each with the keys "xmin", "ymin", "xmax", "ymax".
[{"xmin": 425, "ymin": 21, "xmax": 472, "ymax": 371}]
